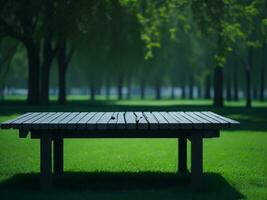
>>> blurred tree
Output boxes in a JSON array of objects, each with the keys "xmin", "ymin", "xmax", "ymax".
[
  {"xmin": 234, "ymin": 0, "xmax": 265, "ymax": 107},
  {"xmin": 40, "ymin": 0, "xmax": 57, "ymax": 104},
  {"xmin": 0, "ymin": 0, "xmax": 42, "ymax": 104},
  {"xmin": 259, "ymin": 0, "xmax": 267, "ymax": 101},
  {"xmin": 0, "ymin": 39, "xmax": 17, "ymax": 99},
  {"xmin": 54, "ymin": 0, "xmax": 85, "ymax": 104}
]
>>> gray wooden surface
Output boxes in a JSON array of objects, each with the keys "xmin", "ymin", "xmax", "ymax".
[{"xmin": 0, "ymin": 111, "xmax": 240, "ymax": 130}]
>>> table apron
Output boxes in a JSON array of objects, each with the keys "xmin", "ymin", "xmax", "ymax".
[{"xmin": 28, "ymin": 129, "xmax": 220, "ymax": 139}]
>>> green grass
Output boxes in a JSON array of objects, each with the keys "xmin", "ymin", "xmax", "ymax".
[{"xmin": 0, "ymin": 98, "xmax": 267, "ymax": 199}]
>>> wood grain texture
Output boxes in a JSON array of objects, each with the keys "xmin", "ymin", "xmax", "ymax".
[
  {"xmin": 0, "ymin": 112, "xmax": 33, "ymax": 129},
  {"xmin": 76, "ymin": 112, "xmax": 96, "ymax": 129},
  {"xmin": 143, "ymin": 112, "xmax": 158, "ymax": 130},
  {"xmin": 169, "ymin": 112, "xmax": 192, "ymax": 129},
  {"xmin": 124, "ymin": 112, "xmax": 136, "ymax": 129},
  {"xmin": 159, "ymin": 112, "xmax": 180, "ymax": 130},
  {"xmin": 67, "ymin": 112, "xmax": 88, "ymax": 129},
  {"xmin": 97, "ymin": 112, "xmax": 114, "ymax": 130},
  {"xmin": 22, "ymin": 112, "xmax": 50, "ymax": 129},
  {"xmin": 49, "ymin": 112, "xmax": 71, "ymax": 129},
  {"xmin": 152, "ymin": 112, "xmax": 168, "ymax": 129},
  {"xmin": 0, "ymin": 111, "xmax": 239, "ymax": 131},
  {"xmin": 12, "ymin": 113, "xmax": 43, "ymax": 129},
  {"xmin": 87, "ymin": 112, "xmax": 104, "ymax": 130},
  {"xmin": 135, "ymin": 112, "xmax": 149, "ymax": 130}
]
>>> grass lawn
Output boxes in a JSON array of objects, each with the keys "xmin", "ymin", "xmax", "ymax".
[{"xmin": 0, "ymin": 98, "xmax": 267, "ymax": 199}]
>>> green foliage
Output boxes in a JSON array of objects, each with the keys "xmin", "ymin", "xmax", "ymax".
[
  {"xmin": 221, "ymin": 23, "xmax": 245, "ymax": 43},
  {"xmin": 0, "ymin": 0, "xmax": 266, "ymax": 99},
  {"xmin": 214, "ymin": 55, "xmax": 226, "ymax": 68},
  {"xmin": 135, "ymin": 0, "xmax": 189, "ymax": 59}
]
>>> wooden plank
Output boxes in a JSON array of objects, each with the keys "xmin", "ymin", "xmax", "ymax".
[
  {"xmin": 0, "ymin": 112, "xmax": 33, "ymax": 129},
  {"xmin": 152, "ymin": 112, "xmax": 168, "ymax": 129},
  {"xmin": 87, "ymin": 112, "xmax": 104, "ymax": 130},
  {"xmin": 108, "ymin": 112, "xmax": 118, "ymax": 129},
  {"xmin": 22, "ymin": 112, "xmax": 50, "ymax": 129},
  {"xmin": 116, "ymin": 112, "xmax": 126, "ymax": 129},
  {"xmin": 143, "ymin": 112, "xmax": 158, "ymax": 130},
  {"xmin": 134, "ymin": 112, "xmax": 149, "ymax": 130},
  {"xmin": 11, "ymin": 113, "xmax": 42, "ymax": 129},
  {"xmin": 193, "ymin": 112, "xmax": 228, "ymax": 128},
  {"xmin": 76, "ymin": 112, "xmax": 96, "ymax": 129},
  {"xmin": 97, "ymin": 112, "xmax": 114, "ymax": 130},
  {"xmin": 185, "ymin": 112, "xmax": 214, "ymax": 129},
  {"xmin": 57, "ymin": 112, "xmax": 80, "ymax": 129},
  {"xmin": 159, "ymin": 112, "xmax": 179, "ymax": 130},
  {"xmin": 37, "ymin": 112, "xmax": 65, "ymax": 129},
  {"xmin": 169, "ymin": 112, "xmax": 192, "ymax": 123},
  {"xmin": 49, "ymin": 112, "xmax": 71, "ymax": 129},
  {"xmin": 201, "ymin": 112, "xmax": 230, "ymax": 125},
  {"xmin": 205, "ymin": 112, "xmax": 240, "ymax": 127},
  {"xmin": 30, "ymin": 113, "xmax": 57, "ymax": 129},
  {"xmin": 169, "ymin": 112, "xmax": 192, "ymax": 129},
  {"xmin": 176, "ymin": 112, "xmax": 202, "ymax": 129},
  {"xmin": 124, "ymin": 112, "xmax": 136, "ymax": 129},
  {"xmin": 67, "ymin": 112, "xmax": 88, "ymax": 129}
]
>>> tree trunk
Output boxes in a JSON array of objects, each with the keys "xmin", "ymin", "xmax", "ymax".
[
  {"xmin": 245, "ymin": 47, "xmax": 253, "ymax": 108},
  {"xmin": 197, "ymin": 85, "xmax": 202, "ymax": 99},
  {"xmin": 259, "ymin": 43, "xmax": 266, "ymax": 101},
  {"xmin": 204, "ymin": 75, "xmax": 211, "ymax": 99},
  {"xmin": 117, "ymin": 76, "xmax": 123, "ymax": 100},
  {"xmin": 106, "ymin": 79, "xmax": 110, "ymax": 100},
  {"xmin": 214, "ymin": 66, "xmax": 223, "ymax": 107},
  {"xmin": 26, "ymin": 41, "xmax": 40, "ymax": 105},
  {"xmin": 189, "ymin": 77, "xmax": 194, "ymax": 99},
  {"xmin": 214, "ymin": 31, "xmax": 224, "ymax": 107},
  {"xmin": 233, "ymin": 57, "xmax": 239, "ymax": 101},
  {"xmin": 0, "ymin": 84, "xmax": 4, "ymax": 100},
  {"xmin": 127, "ymin": 77, "xmax": 131, "ymax": 100},
  {"xmin": 40, "ymin": 37, "xmax": 54, "ymax": 104},
  {"xmin": 155, "ymin": 82, "xmax": 161, "ymax": 100},
  {"xmin": 57, "ymin": 38, "xmax": 67, "ymax": 105},
  {"xmin": 259, "ymin": 64, "xmax": 265, "ymax": 101},
  {"xmin": 226, "ymin": 77, "xmax": 232, "ymax": 101},
  {"xmin": 90, "ymin": 82, "xmax": 95, "ymax": 101},
  {"xmin": 40, "ymin": 0, "xmax": 54, "ymax": 105},
  {"xmin": 171, "ymin": 83, "xmax": 175, "ymax": 99},
  {"xmin": 140, "ymin": 80, "xmax": 145, "ymax": 99},
  {"xmin": 181, "ymin": 82, "xmax": 186, "ymax": 99}
]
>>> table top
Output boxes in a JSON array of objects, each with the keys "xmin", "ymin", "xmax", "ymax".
[{"xmin": 0, "ymin": 111, "xmax": 240, "ymax": 130}]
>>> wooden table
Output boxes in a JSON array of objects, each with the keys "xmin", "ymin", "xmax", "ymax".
[{"xmin": 0, "ymin": 111, "xmax": 239, "ymax": 190}]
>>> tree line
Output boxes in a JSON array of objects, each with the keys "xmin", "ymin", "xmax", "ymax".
[{"xmin": 0, "ymin": 0, "xmax": 266, "ymax": 107}]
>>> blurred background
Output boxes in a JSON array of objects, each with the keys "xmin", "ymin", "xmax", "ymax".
[{"xmin": 0, "ymin": 0, "xmax": 266, "ymax": 107}]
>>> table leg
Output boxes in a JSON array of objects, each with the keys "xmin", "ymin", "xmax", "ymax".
[
  {"xmin": 53, "ymin": 137, "xmax": 64, "ymax": 175},
  {"xmin": 40, "ymin": 134, "xmax": 52, "ymax": 190},
  {"xmin": 178, "ymin": 137, "xmax": 188, "ymax": 173},
  {"xmin": 191, "ymin": 134, "xmax": 203, "ymax": 190}
]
